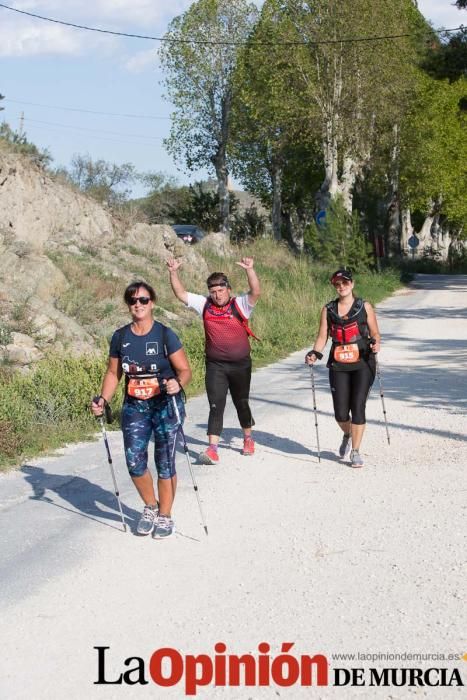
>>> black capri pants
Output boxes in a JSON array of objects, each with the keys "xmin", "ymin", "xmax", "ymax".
[
  {"xmin": 205, "ymin": 357, "xmax": 255, "ymax": 436},
  {"xmin": 329, "ymin": 359, "xmax": 375, "ymax": 425}
]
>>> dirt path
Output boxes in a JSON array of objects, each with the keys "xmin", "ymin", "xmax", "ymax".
[{"xmin": 1, "ymin": 274, "xmax": 465, "ymax": 699}]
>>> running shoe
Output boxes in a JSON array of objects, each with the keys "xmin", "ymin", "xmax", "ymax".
[
  {"xmin": 338, "ymin": 433, "xmax": 352, "ymax": 459},
  {"xmin": 350, "ymin": 449, "xmax": 364, "ymax": 468},
  {"xmin": 153, "ymin": 515, "xmax": 175, "ymax": 539},
  {"xmin": 136, "ymin": 504, "xmax": 158, "ymax": 535},
  {"xmin": 198, "ymin": 446, "xmax": 219, "ymax": 464},
  {"xmin": 242, "ymin": 436, "xmax": 255, "ymax": 456}
]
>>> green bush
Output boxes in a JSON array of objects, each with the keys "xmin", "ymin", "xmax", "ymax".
[
  {"xmin": 305, "ymin": 196, "xmax": 373, "ymax": 271},
  {"xmin": 230, "ymin": 204, "xmax": 267, "ymax": 243}
]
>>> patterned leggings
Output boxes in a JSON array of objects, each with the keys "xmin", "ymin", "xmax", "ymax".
[{"xmin": 122, "ymin": 394, "xmax": 185, "ymax": 479}]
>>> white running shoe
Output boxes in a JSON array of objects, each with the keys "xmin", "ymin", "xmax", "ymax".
[
  {"xmin": 350, "ymin": 449, "xmax": 364, "ymax": 468},
  {"xmin": 153, "ymin": 515, "xmax": 176, "ymax": 539},
  {"xmin": 136, "ymin": 504, "xmax": 158, "ymax": 535}
]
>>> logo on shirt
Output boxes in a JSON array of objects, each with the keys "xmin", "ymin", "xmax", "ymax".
[{"xmin": 146, "ymin": 342, "xmax": 158, "ymax": 356}]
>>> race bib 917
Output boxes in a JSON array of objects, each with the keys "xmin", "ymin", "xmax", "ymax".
[{"xmin": 127, "ymin": 376, "xmax": 161, "ymax": 399}]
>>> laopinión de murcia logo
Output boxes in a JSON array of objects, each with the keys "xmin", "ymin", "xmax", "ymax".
[{"xmin": 94, "ymin": 644, "xmax": 464, "ymax": 694}]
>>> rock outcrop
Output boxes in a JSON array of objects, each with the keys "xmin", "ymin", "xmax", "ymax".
[
  {"xmin": 0, "ymin": 146, "xmax": 210, "ymax": 370},
  {"xmin": 0, "ymin": 146, "xmax": 114, "ymax": 251}
]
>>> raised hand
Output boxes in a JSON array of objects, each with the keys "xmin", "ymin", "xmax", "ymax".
[
  {"xmin": 166, "ymin": 258, "xmax": 183, "ymax": 273},
  {"xmin": 236, "ymin": 257, "xmax": 254, "ymax": 270}
]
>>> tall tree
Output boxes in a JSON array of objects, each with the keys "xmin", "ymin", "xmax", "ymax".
[
  {"xmin": 160, "ymin": 0, "xmax": 258, "ymax": 235},
  {"xmin": 399, "ymin": 72, "xmax": 467, "ymax": 253},
  {"xmin": 282, "ymin": 0, "xmax": 422, "ymax": 214},
  {"xmin": 230, "ymin": 0, "xmax": 307, "ymax": 241}
]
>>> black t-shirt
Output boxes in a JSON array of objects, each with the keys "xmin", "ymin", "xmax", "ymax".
[{"xmin": 109, "ymin": 322, "xmax": 182, "ymax": 381}]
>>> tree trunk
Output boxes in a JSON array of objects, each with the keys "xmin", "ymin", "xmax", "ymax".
[
  {"xmin": 387, "ymin": 192, "xmax": 401, "ymax": 256},
  {"xmin": 339, "ymin": 155, "xmax": 358, "ymax": 214},
  {"xmin": 417, "ymin": 213, "xmax": 435, "ymax": 257},
  {"xmin": 283, "ymin": 207, "xmax": 306, "ymax": 253},
  {"xmin": 387, "ymin": 124, "xmax": 401, "ymax": 255},
  {"xmin": 433, "ymin": 220, "xmax": 451, "ymax": 261},
  {"xmin": 212, "ymin": 152, "xmax": 229, "ymax": 236},
  {"xmin": 270, "ymin": 162, "xmax": 283, "ymax": 241},
  {"xmin": 401, "ymin": 208, "xmax": 413, "ymax": 253},
  {"xmin": 211, "ymin": 93, "xmax": 231, "ymax": 236},
  {"xmin": 316, "ymin": 117, "xmax": 339, "ymax": 212}
]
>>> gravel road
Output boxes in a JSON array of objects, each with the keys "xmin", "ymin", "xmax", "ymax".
[{"xmin": 1, "ymin": 274, "xmax": 465, "ymax": 699}]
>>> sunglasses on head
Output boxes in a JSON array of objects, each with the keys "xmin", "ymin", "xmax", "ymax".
[{"xmin": 129, "ymin": 296, "xmax": 151, "ymax": 305}]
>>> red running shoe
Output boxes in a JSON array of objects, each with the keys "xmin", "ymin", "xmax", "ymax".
[
  {"xmin": 199, "ymin": 446, "xmax": 219, "ymax": 464},
  {"xmin": 242, "ymin": 436, "xmax": 255, "ymax": 456}
]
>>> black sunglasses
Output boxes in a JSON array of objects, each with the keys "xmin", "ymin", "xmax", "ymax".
[{"xmin": 129, "ymin": 296, "xmax": 151, "ymax": 306}]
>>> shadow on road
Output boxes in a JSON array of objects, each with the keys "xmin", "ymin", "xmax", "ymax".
[
  {"xmin": 184, "ymin": 426, "xmax": 319, "ymax": 461},
  {"xmin": 20, "ymin": 465, "xmax": 140, "ymax": 531}
]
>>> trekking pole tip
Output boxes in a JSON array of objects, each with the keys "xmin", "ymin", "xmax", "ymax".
[{"xmin": 204, "ymin": 526, "xmax": 209, "ymax": 536}]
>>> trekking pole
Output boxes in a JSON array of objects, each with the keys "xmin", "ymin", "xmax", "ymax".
[
  {"xmin": 306, "ymin": 350, "xmax": 323, "ymax": 463},
  {"xmin": 171, "ymin": 395, "xmax": 208, "ymax": 536},
  {"xmin": 93, "ymin": 397, "xmax": 127, "ymax": 532},
  {"xmin": 369, "ymin": 341, "xmax": 390, "ymax": 445}
]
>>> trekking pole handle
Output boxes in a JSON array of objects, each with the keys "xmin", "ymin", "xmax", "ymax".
[
  {"xmin": 92, "ymin": 396, "xmax": 113, "ymax": 424},
  {"xmin": 306, "ymin": 349, "xmax": 323, "ymax": 361}
]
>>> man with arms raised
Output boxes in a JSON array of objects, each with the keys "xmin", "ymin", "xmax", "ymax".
[{"xmin": 167, "ymin": 257, "xmax": 260, "ymax": 464}]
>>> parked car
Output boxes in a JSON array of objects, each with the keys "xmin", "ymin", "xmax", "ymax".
[{"xmin": 171, "ymin": 224, "xmax": 206, "ymax": 245}]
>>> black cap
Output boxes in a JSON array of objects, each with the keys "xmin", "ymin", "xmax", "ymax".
[{"xmin": 330, "ymin": 268, "xmax": 353, "ymax": 284}]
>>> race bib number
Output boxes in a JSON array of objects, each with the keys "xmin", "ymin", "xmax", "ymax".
[
  {"xmin": 127, "ymin": 376, "xmax": 161, "ymax": 399},
  {"xmin": 333, "ymin": 343, "xmax": 360, "ymax": 364}
]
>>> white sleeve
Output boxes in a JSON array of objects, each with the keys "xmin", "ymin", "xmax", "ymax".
[
  {"xmin": 235, "ymin": 293, "xmax": 255, "ymax": 319},
  {"xmin": 186, "ymin": 292, "xmax": 208, "ymax": 316}
]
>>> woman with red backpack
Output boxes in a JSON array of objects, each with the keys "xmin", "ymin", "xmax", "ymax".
[{"xmin": 306, "ymin": 268, "xmax": 381, "ymax": 468}]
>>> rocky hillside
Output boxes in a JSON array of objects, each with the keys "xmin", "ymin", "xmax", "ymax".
[{"xmin": 0, "ymin": 143, "xmax": 231, "ymax": 371}]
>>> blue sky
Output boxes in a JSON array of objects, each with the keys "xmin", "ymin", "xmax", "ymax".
[{"xmin": 0, "ymin": 1, "xmax": 465, "ymax": 196}]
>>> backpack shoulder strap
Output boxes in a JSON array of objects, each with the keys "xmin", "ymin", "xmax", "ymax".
[
  {"xmin": 151, "ymin": 320, "xmax": 169, "ymax": 358},
  {"xmin": 231, "ymin": 297, "xmax": 246, "ymax": 321},
  {"xmin": 202, "ymin": 298, "xmax": 210, "ymax": 320},
  {"xmin": 115, "ymin": 323, "xmax": 131, "ymax": 356},
  {"xmin": 353, "ymin": 298, "xmax": 365, "ymax": 315},
  {"xmin": 326, "ymin": 299, "xmax": 339, "ymax": 321},
  {"xmin": 231, "ymin": 297, "xmax": 260, "ymax": 341},
  {"xmin": 155, "ymin": 321, "xmax": 187, "ymax": 402}
]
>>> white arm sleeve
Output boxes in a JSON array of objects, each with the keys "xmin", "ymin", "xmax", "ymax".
[
  {"xmin": 235, "ymin": 293, "xmax": 255, "ymax": 319},
  {"xmin": 186, "ymin": 292, "xmax": 208, "ymax": 316}
]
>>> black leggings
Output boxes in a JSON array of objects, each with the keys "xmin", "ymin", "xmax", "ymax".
[
  {"xmin": 205, "ymin": 358, "xmax": 255, "ymax": 436},
  {"xmin": 329, "ymin": 361, "xmax": 375, "ymax": 425}
]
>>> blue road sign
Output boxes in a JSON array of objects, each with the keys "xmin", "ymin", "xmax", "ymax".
[{"xmin": 316, "ymin": 210, "xmax": 326, "ymax": 227}]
